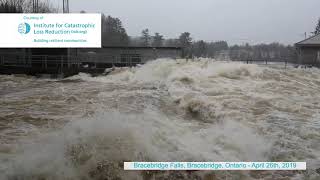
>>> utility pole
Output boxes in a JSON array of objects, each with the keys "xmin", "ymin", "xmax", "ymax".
[
  {"xmin": 32, "ymin": 0, "xmax": 39, "ymax": 13},
  {"xmin": 62, "ymin": 0, "xmax": 71, "ymax": 64},
  {"xmin": 33, "ymin": 0, "xmax": 69, "ymax": 13},
  {"xmin": 63, "ymin": 0, "xmax": 69, "ymax": 13}
]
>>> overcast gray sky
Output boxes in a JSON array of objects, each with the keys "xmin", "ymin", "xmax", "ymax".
[{"xmin": 53, "ymin": 0, "xmax": 320, "ymax": 45}]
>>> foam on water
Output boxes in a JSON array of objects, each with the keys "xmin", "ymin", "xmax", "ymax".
[
  {"xmin": 2, "ymin": 109, "xmax": 271, "ymax": 179},
  {"xmin": 1, "ymin": 58, "xmax": 320, "ymax": 179}
]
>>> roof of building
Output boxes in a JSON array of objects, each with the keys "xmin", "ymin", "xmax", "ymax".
[{"xmin": 296, "ymin": 34, "xmax": 320, "ymax": 47}]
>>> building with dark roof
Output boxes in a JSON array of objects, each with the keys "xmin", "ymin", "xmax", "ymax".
[{"xmin": 295, "ymin": 34, "xmax": 320, "ymax": 66}]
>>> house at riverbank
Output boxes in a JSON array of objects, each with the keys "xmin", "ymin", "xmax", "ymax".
[{"xmin": 295, "ymin": 34, "xmax": 320, "ymax": 66}]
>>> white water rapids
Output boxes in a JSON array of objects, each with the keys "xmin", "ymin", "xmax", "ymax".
[{"xmin": 0, "ymin": 59, "xmax": 319, "ymax": 179}]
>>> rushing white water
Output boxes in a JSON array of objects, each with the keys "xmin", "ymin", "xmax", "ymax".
[{"xmin": 0, "ymin": 58, "xmax": 319, "ymax": 180}]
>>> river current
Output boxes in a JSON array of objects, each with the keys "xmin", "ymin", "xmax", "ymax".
[{"xmin": 0, "ymin": 59, "xmax": 319, "ymax": 179}]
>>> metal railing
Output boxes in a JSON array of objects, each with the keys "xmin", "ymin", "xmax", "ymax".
[{"xmin": 234, "ymin": 58, "xmax": 301, "ymax": 69}]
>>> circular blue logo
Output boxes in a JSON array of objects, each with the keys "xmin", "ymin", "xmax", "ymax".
[{"xmin": 18, "ymin": 23, "xmax": 31, "ymax": 34}]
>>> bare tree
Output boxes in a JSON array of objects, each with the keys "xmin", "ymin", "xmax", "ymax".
[
  {"xmin": 0, "ymin": 0, "xmax": 24, "ymax": 13},
  {"xmin": 23, "ymin": 0, "xmax": 57, "ymax": 13},
  {"xmin": 0, "ymin": 0, "xmax": 57, "ymax": 13}
]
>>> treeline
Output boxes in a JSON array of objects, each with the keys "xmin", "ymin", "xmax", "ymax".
[
  {"xmin": 0, "ymin": 0, "xmax": 55, "ymax": 13},
  {"xmin": 0, "ymin": 0, "xmax": 23, "ymax": 12},
  {"xmin": 127, "ymin": 27, "xmax": 296, "ymax": 61},
  {"xmin": 101, "ymin": 14, "xmax": 129, "ymax": 46},
  {"xmin": 228, "ymin": 43, "xmax": 296, "ymax": 62},
  {"xmin": 1, "ymin": 2, "xmax": 298, "ymax": 61}
]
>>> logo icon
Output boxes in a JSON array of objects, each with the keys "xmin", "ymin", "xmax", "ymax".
[{"xmin": 18, "ymin": 23, "xmax": 31, "ymax": 34}]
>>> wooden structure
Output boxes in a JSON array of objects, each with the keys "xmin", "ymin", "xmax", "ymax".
[{"xmin": 295, "ymin": 34, "xmax": 320, "ymax": 66}]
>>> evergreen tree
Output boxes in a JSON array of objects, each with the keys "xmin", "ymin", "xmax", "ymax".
[
  {"xmin": 193, "ymin": 40, "xmax": 207, "ymax": 57},
  {"xmin": 179, "ymin": 32, "xmax": 192, "ymax": 48},
  {"xmin": 314, "ymin": 18, "xmax": 320, "ymax": 35},
  {"xmin": 152, "ymin": 33, "xmax": 164, "ymax": 47},
  {"xmin": 179, "ymin": 32, "xmax": 192, "ymax": 57},
  {"xmin": 141, "ymin": 29, "xmax": 151, "ymax": 46},
  {"xmin": 102, "ymin": 15, "xmax": 129, "ymax": 46}
]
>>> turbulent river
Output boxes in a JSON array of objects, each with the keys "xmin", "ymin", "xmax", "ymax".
[{"xmin": 0, "ymin": 59, "xmax": 319, "ymax": 180}]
